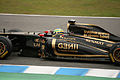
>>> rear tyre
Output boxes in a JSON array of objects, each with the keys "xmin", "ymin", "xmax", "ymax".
[
  {"xmin": 109, "ymin": 43, "xmax": 120, "ymax": 65},
  {"xmin": 0, "ymin": 36, "xmax": 12, "ymax": 59}
]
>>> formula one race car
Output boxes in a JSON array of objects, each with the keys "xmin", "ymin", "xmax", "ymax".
[{"xmin": 0, "ymin": 20, "xmax": 120, "ymax": 65}]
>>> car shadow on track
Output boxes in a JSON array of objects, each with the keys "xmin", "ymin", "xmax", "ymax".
[{"xmin": 43, "ymin": 57, "xmax": 111, "ymax": 65}]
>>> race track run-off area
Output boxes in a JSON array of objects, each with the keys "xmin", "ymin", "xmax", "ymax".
[
  {"xmin": 0, "ymin": 14, "xmax": 120, "ymax": 80},
  {"xmin": 0, "ymin": 64, "xmax": 120, "ymax": 80}
]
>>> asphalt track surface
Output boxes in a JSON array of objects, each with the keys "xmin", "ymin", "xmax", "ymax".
[{"xmin": 0, "ymin": 14, "xmax": 120, "ymax": 70}]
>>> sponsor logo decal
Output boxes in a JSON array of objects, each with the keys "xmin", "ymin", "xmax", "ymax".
[
  {"xmin": 58, "ymin": 43, "xmax": 78, "ymax": 50},
  {"xmin": 60, "ymin": 36, "xmax": 76, "ymax": 40},
  {"xmin": 85, "ymin": 39, "xmax": 104, "ymax": 45},
  {"xmin": 34, "ymin": 43, "xmax": 41, "ymax": 47},
  {"xmin": 34, "ymin": 39, "xmax": 46, "ymax": 47},
  {"xmin": 84, "ymin": 30, "xmax": 110, "ymax": 39}
]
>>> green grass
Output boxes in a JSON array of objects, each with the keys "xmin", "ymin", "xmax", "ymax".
[
  {"xmin": 0, "ymin": 72, "xmax": 120, "ymax": 80},
  {"xmin": 0, "ymin": 0, "xmax": 120, "ymax": 17}
]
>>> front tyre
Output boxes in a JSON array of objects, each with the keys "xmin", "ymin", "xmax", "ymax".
[
  {"xmin": 109, "ymin": 43, "xmax": 120, "ymax": 65},
  {"xmin": 0, "ymin": 36, "xmax": 12, "ymax": 59}
]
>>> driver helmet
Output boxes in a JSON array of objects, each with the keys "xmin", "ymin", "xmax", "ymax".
[{"xmin": 53, "ymin": 28, "xmax": 64, "ymax": 35}]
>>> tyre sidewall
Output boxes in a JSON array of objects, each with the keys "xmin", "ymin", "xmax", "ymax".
[
  {"xmin": 0, "ymin": 36, "xmax": 12, "ymax": 59},
  {"xmin": 109, "ymin": 43, "xmax": 120, "ymax": 65}
]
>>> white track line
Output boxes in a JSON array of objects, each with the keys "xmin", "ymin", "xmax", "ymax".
[{"xmin": 0, "ymin": 13, "xmax": 120, "ymax": 19}]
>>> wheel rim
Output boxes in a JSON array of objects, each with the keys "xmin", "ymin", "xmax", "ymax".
[
  {"xmin": 113, "ymin": 48, "xmax": 120, "ymax": 62},
  {"xmin": 0, "ymin": 42, "xmax": 5, "ymax": 55}
]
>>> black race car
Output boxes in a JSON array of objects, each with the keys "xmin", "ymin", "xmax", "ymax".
[{"xmin": 0, "ymin": 20, "xmax": 120, "ymax": 65}]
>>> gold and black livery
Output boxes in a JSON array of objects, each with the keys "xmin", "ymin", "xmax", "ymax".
[{"xmin": 0, "ymin": 20, "xmax": 120, "ymax": 65}]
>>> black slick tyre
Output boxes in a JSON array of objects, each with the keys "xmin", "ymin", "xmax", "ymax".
[
  {"xmin": 109, "ymin": 43, "xmax": 120, "ymax": 65},
  {"xmin": 0, "ymin": 36, "xmax": 12, "ymax": 59}
]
